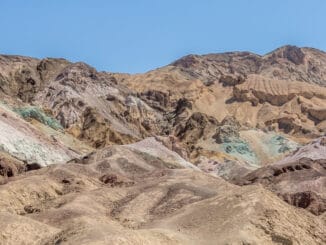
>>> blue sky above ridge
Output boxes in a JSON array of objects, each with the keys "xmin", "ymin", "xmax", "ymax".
[{"xmin": 1, "ymin": 0, "xmax": 326, "ymax": 73}]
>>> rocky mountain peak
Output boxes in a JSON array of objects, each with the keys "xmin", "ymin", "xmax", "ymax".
[{"xmin": 265, "ymin": 45, "xmax": 305, "ymax": 65}]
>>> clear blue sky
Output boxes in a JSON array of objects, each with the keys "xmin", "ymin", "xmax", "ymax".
[{"xmin": 1, "ymin": 0, "xmax": 326, "ymax": 73}]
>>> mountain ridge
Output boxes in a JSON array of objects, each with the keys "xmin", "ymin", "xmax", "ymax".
[{"xmin": 0, "ymin": 45, "xmax": 325, "ymax": 244}]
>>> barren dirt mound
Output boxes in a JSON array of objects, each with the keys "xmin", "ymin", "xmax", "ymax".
[{"xmin": 0, "ymin": 140, "xmax": 325, "ymax": 244}]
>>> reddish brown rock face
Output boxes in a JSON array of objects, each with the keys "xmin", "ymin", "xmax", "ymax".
[
  {"xmin": 232, "ymin": 138, "xmax": 326, "ymax": 215},
  {"xmin": 282, "ymin": 191, "xmax": 326, "ymax": 215}
]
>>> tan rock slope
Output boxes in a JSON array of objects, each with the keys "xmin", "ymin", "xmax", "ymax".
[
  {"xmin": 0, "ymin": 139, "xmax": 325, "ymax": 244},
  {"xmin": 0, "ymin": 45, "xmax": 326, "ymax": 244}
]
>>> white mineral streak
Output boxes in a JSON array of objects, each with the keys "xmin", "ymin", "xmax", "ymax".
[
  {"xmin": 126, "ymin": 137, "xmax": 200, "ymax": 170},
  {"xmin": 0, "ymin": 110, "xmax": 72, "ymax": 166}
]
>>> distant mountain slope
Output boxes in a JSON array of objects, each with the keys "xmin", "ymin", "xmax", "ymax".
[
  {"xmin": 171, "ymin": 45, "xmax": 326, "ymax": 86},
  {"xmin": 119, "ymin": 45, "xmax": 326, "ymax": 171},
  {"xmin": 1, "ymin": 46, "xmax": 326, "ymax": 173}
]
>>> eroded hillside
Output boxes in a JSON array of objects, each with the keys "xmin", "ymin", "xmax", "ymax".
[{"xmin": 0, "ymin": 46, "xmax": 325, "ymax": 244}]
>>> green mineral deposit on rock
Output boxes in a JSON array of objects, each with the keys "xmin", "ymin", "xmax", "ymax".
[
  {"xmin": 14, "ymin": 106, "xmax": 63, "ymax": 131},
  {"xmin": 267, "ymin": 135, "xmax": 298, "ymax": 154},
  {"xmin": 221, "ymin": 138, "xmax": 258, "ymax": 166}
]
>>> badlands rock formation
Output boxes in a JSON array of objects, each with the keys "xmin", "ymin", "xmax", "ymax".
[
  {"xmin": 0, "ymin": 45, "xmax": 325, "ymax": 244},
  {"xmin": 233, "ymin": 137, "xmax": 326, "ymax": 215}
]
